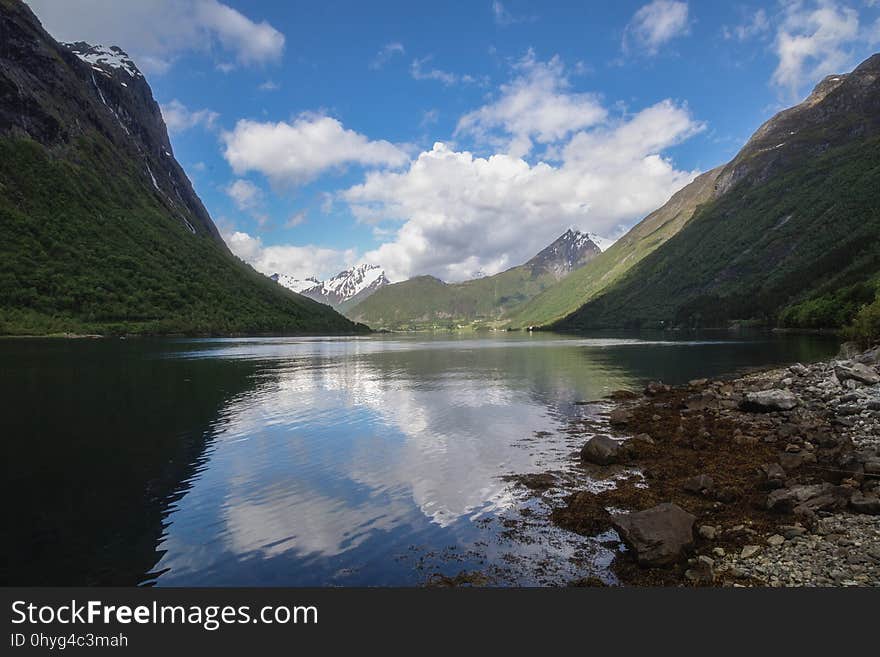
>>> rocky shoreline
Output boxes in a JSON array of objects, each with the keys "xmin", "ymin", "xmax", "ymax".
[{"xmin": 536, "ymin": 344, "xmax": 880, "ymax": 586}]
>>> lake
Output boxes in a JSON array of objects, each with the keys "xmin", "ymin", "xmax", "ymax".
[{"xmin": 1, "ymin": 331, "xmax": 840, "ymax": 586}]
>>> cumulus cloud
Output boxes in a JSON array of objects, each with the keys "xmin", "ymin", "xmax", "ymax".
[
  {"xmin": 771, "ymin": 0, "xmax": 863, "ymax": 95},
  {"xmin": 623, "ymin": 0, "xmax": 690, "ymax": 55},
  {"xmin": 225, "ymin": 179, "xmax": 263, "ymax": 211},
  {"xmin": 221, "ymin": 114, "xmax": 410, "ymax": 186},
  {"xmin": 345, "ymin": 96, "xmax": 704, "ymax": 282},
  {"xmin": 410, "ymin": 57, "xmax": 479, "ymax": 86},
  {"xmin": 370, "ymin": 42, "xmax": 405, "ymax": 69},
  {"xmin": 25, "ymin": 0, "xmax": 284, "ymax": 74},
  {"xmin": 224, "ymin": 230, "xmax": 355, "ymax": 279},
  {"xmin": 160, "ymin": 99, "xmax": 219, "ymax": 134},
  {"xmin": 723, "ymin": 8, "xmax": 771, "ymax": 41},
  {"xmin": 455, "ymin": 51, "xmax": 606, "ymax": 157}
]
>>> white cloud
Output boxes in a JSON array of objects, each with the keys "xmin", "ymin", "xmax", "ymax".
[
  {"xmin": 25, "ymin": 0, "xmax": 284, "ymax": 74},
  {"xmin": 370, "ymin": 42, "xmax": 405, "ymax": 69},
  {"xmin": 623, "ymin": 0, "xmax": 690, "ymax": 55},
  {"xmin": 455, "ymin": 51, "xmax": 607, "ymax": 157},
  {"xmin": 491, "ymin": 1, "xmax": 533, "ymax": 26},
  {"xmin": 345, "ymin": 96, "xmax": 704, "ymax": 282},
  {"xmin": 160, "ymin": 99, "xmax": 219, "ymax": 134},
  {"xmin": 771, "ymin": 1, "xmax": 863, "ymax": 94},
  {"xmin": 224, "ymin": 230, "xmax": 355, "ymax": 279},
  {"xmin": 285, "ymin": 211, "xmax": 307, "ymax": 228},
  {"xmin": 222, "ymin": 114, "xmax": 410, "ymax": 186},
  {"xmin": 723, "ymin": 8, "xmax": 771, "ymax": 41},
  {"xmin": 225, "ymin": 179, "xmax": 263, "ymax": 211},
  {"xmin": 258, "ymin": 80, "xmax": 280, "ymax": 91},
  {"xmin": 410, "ymin": 57, "xmax": 479, "ymax": 86}
]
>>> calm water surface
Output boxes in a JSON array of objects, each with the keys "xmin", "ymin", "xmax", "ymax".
[{"xmin": 2, "ymin": 331, "xmax": 839, "ymax": 586}]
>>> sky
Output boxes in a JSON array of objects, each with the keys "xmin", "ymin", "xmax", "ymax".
[{"xmin": 25, "ymin": 0, "xmax": 880, "ymax": 283}]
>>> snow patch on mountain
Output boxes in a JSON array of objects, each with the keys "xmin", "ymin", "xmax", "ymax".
[
  {"xmin": 271, "ymin": 265, "xmax": 389, "ymax": 308},
  {"xmin": 64, "ymin": 43, "xmax": 142, "ymax": 78},
  {"xmin": 271, "ymin": 273, "xmax": 321, "ymax": 294}
]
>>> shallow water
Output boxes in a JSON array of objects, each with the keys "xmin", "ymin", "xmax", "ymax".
[{"xmin": 1, "ymin": 330, "xmax": 839, "ymax": 585}]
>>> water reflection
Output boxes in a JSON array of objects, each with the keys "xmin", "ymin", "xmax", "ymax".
[{"xmin": 1, "ymin": 332, "xmax": 839, "ymax": 586}]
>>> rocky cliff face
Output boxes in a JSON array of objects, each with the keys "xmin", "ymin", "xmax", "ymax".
[
  {"xmin": 0, "ymin": 1, "xmax": 222, "ymax": 243},
  {"xmin": 525, "ymin": 229, "xmax": 602, "ymax": 280},
  {"xmin": 0, "ymin": 0, "xmax": 363, "ymax": 335},
  {"xmin": 715, "ymin": 54, "xmax": 880, "ymax": 196}
]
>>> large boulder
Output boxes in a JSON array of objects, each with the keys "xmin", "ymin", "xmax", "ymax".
[
  {"xmin": 740, "ymin": 389, "xmax": 799, "ymax": 412},
  {"xmin": 850, "ymin": 492, "xmax": 880, "ymax": 515},
  {"xmin": 766, "ymin": 483, "xmax": 852, "ymax": 513},
  {"xmin": 834, "ymin": 362, "xmax": 880, "ymax": 385},
  {"xmin": 608, "ymin": 408, "xmax": 633, "ymax": 426},
  {"xmin": 580, "ymin": 435, "xmax": 622, "ymax": 465},
  {"xmin": 612, "ymin": 503, "xmax": 696, "ymax": 567}
]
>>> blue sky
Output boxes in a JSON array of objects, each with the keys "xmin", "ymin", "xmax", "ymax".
[{"xmin": 27, "ymin": 0, "xmax": 880, "ymax": 282}]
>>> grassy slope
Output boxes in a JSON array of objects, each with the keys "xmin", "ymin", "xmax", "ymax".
[
  {"xmin": 554, "ymin": 137, "xmax": 880, "ymax": 330},
  {"xmin": 0, "ymin": 136, "xmax": 367, "ymax": 335},
  {"xmin": 346, "ymin": 263, "xmax": 568, "ymax": 330},
  {"xmin": 505, "ymin": 167, "xmax": 722, "ymax": 328}
]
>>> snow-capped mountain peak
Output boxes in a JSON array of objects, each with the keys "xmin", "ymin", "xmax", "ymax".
[
  {"xmin": 270, "ymin": 273, "xmax": 321, "ymax": 294},
  {"xmin": 64, "ymin": 43, "xmax": 143, "ymax": 78},
  {"xmin": 525, "ymin": 229, "xmax": 603, "ymax": 279},
  {"xmin": 271, "ymin": 264, "xmax": 389, "ymax": 309}
]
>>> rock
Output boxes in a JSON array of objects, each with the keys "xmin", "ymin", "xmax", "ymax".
[
  {"xmin": 580, "ymin": 435, "xmax": 622, "ymax": 466},
  {"xmin": 780, "ymin": 524, "xmax": 807, "ymax": 540},
  {"xmin": 865, "ymin": 458, "xmax": 880, "ymax": 475},
  {"xmin": 767, "ymin": 534, "xmax": 785, "ymax": 546},
  {"xmin": 684, "ymin": 555, "xmax": 715, "ymax": 585},
  {"xmin": 778, "ymin": 451, "xmax": 817, "ymax": 471},
  {"xmin": 767, "ymin": 483, "xmax": 837, "ymax": 512},
  {"xmin": 789, "ymin": 363, "xmax": 810, "ymax": 376},
  {"xmin": 740, "ymin": 545, "xmax": 762, "ymax": 559},
  {"xmin": 712, "ymin": 547, "xmax": 726, "ymax": 557},
  {"xmin": 609, "ymin": 389, "xmax": 639, "ymax": 400},
  {"xmin": 759, "ymin": 462, "xmax": 786, "ymax": 489},
  {"xmin": 698, "ymin": 525, "xmax": 717, "ymax": 540},
  {"xmin": 608, "ymin": 408, "xmax": 633, "ymax": 426},
  {"xmin": 834, "ymin": 362, "xmax": 880, "ymax": 385},
  {"xmin": 837, "ymin": 342, "xmax": 862, "ymax": 360},
  {"xmin": 632, "ymin": 433, "xmax": 655, "ymax": 445},
  {"xmin": 849, "ymin": 492, "xmax": 880, "ymax": 515},
  {"xmin": 689, "ymin": 378, "xmax": 709, "ymax": 387},
  {"xmin": 612, "ymin": 503, "xmax": 696, "ymax": 567},
  {"xmin": 740, "ymin": 389, "xmax": 800, "ymax": 412},
  {"xmin": 683, "ymin": 474, "xmax": 715, "ymax": 495},
  {"xmin": 644, "ymin": 381, "xmax": 670, "ymax": 397}
]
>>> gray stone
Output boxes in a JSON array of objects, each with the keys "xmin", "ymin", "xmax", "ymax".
[
  {"xmin": 849, "ymin": 492, "xmax": 880, "ymax": 515},
  {"xmin": 740, "ymin": 389, "xmax": 799, "ymax": 412},
  {"xmin": 835, "ymin": 362, "xmax": 880, "ymax": 385},
  {"xmin": 608, "ymin": 408, "xmax": 633, "ymax": 426},
  {"xmin": 767, "ymin": 534, "xmax": 785, "ymax": 546},
  {"xmin": 741, "ymin": 545, "xmax": 762, "ymax": 558},
  {"xmin": 698, "ymin": 525, "xmax": 717, "ymax": 540},
  {"xmin": 612, "ymin": 503, "xmax": 696, "ymax": 567},
  {"xmin": 580, "ymin": 435, "xmax": 622, "ymax": 466},
  {"xmin": 683, "ymin": 474, "xmax": 715, "ymax": 495}
]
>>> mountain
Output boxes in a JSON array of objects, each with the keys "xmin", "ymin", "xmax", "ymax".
[
  {"xmin": 505, "ymin": 167, "xmax": 722, "ymax": 328},
  {"xmin": 551, "ymin": 54, "xmax": 880, "ymax": 331},
  {"xmin": 346, "ymin": 230, "xmax": 603, "ymax": 329},
  {"xmin": 270, "ymin": 274, "xmax": 322, "ymax": 294},
  {"xmin": 0, "ymin": 0, "xmax": 366, "ymax": 335},
  {"xmin": 272, "ymin": 264, "xmax": 390, "ymax": 312}
]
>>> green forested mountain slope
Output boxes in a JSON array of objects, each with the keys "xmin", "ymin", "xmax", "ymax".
[
  {"xmin": 347, "ymin": 230, "xmax": 600, "ymax": 330},
  {"xmin": 0, "ymin": 0, "xmax": 365, "ymax": 335},
  {"xmin": 554, "ymin": 54, "xmax": 880, "ymax": 331},
  {"xmin": 505, "ymin": 167, "xmax": 722, "ymax": 328}
]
